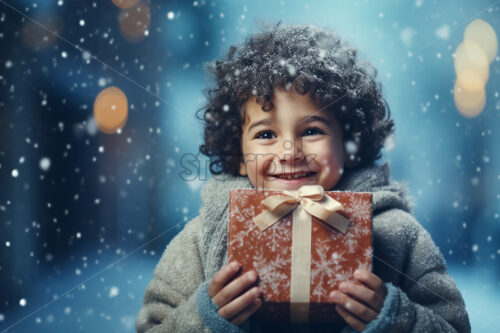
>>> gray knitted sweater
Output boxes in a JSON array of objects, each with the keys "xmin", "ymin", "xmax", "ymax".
[{"xmin": 136, "ymin": 163, "xmax": 470, "ymax": 332}]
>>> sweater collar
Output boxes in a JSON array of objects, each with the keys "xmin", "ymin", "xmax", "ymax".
[{"xmin": 335, "ymin": 163, "xmax": 390, "ymax": 192}]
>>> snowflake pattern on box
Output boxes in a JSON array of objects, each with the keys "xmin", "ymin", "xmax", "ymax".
[{"xmin": 228, "ymin": 189, "xmax": 373, "ymax": 322}]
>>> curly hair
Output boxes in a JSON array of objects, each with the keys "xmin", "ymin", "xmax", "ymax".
[{"xmin": 196, "ymin": 21, "xmax": 394, "ymax": 176}]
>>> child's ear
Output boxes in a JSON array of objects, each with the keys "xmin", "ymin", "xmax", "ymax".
[{"xmin": 239, "ymin": 160, "xmax": 248, "ymax": 176}]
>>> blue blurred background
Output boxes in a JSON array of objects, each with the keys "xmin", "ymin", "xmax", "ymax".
[{"xmin": 0, "ymin": 0, "xmax": 499, "ymax": 332}]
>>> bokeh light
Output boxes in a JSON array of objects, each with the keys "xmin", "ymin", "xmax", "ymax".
[
  {"xmin": 93, "ymin": 87, "xmax": 128, "ymax": 134},
  {"xmin": 464, "ymin": 19, "xmax": 498, "ymax": 64},
  {"xmin": 453, "ymin": 80, "xmax": 486, "ymax": 118},
  {"xmin": 119, "ymin": 2, "xmax": 151, "ymax": 43},
  {"xmin": 453, "ymin": 19, "xmax": 497, "ymax": 118},
  {"xmin": 21, "ymin": 13, "xmax": 63, "ymax": 51},
  {"xmin": 454, "ymin": 40, "xmax": 489, "ymax": 90},
  {"xmin": 111, "ymin": 0, "xmax": 141, "ymax": 9}
]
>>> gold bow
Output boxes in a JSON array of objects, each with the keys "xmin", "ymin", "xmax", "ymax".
[
  {"xmin": 252, "ymin": 185, "xmax": 351, "ymax": 323},
  {"xmin": 253, "ymin": 185, "xmax": 350, "ymax": 233}
]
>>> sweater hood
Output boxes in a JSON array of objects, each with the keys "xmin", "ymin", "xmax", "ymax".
[{"xmin": 336, "ymin": 162, "xmax": 414, "ymax": 214}]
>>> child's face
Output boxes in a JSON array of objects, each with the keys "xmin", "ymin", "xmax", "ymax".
[{"xmin": 239, "ymin": 87, "xmax": 345, "ymax": 191}]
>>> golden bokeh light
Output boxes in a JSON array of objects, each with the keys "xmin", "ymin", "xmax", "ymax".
[
  {"xmin": 454, "ymin": 40, "xmax": 489, "ymax": 90},
  {"xmin": 464, "ymin": 19, "xmax": 498, "ymax": 64},
  {"xmin": 119, "ymin": 2, "xmax": 151, "ymax": 43},
  {"xmin": 453, "ymin": 80, "xmax": 486, "ymax": 118},
  {"xmin": 93, "ymin": 87, "xmax": 128, "ymax": 134},
  {"xmin": 111, "ymin": 0, "xmax": 141, "ymax": 9},
  {"xmin": 21, "ymin": 13, "xmax": 63, "ymax": 51}
]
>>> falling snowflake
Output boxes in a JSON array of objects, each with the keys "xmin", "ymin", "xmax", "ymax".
[
  {"xmin": 108, "ymin": 286, "xmax": 119, "ymax": 298},
  {"xmin": 39, "ymin": 157, "xmax": 51, "ymax": 171}
]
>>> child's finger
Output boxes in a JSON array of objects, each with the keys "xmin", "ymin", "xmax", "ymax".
[
  {"xmin": 208, "ymin": 261, "xmax": 240, "ymax": 297},
  {"xmin": 339, "ymin": 281, "xmax": 384, "ymax": 311},
  {"xmin": 330, "ymin": 291, "xmax": 378, "ymax": 324},
  {"xmin": 217, "ymin": 285, "xmax": 260, "ymax": 322},
  {"xmin": 213, "ymin": 270, "xmax": 258, "ymax": 308},
  {"xmin": 336, "ymin": 305, "xmax": 366, "ymax": 332},
  {"xmin": 231, "ymin": 298, "xmax": 262, "ymax": 326},
  {"xmin": 354, "ymin": 270, "xmax": 387, "ymax": 297}
]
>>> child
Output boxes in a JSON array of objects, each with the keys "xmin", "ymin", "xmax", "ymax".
[{"xmin": 136, "ymin": 23, "xmax": 471, "ymax": 332}]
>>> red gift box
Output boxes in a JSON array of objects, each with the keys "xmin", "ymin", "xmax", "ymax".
[{"xmin": 228, "ymin": 185, "xmax": 373, "ymax": 323}]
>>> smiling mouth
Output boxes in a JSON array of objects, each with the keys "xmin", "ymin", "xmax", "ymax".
[{"xmin": 270, "ymin": 171, "xmax": 316, "ymax": 180}]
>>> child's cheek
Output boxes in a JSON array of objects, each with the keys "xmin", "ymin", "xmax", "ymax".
[
  {"xmin": 255, "ymin": 157, "xmax": 275, "ymax": 188},
  {"xmin": 262, "ymin": 156, "xmax": 279, "ymax": 174},
  {"xmin": 244, "ymin": 154, "xmax": 276, "ymax": 188}
]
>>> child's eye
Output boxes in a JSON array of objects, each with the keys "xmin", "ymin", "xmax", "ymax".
[
  {"xmin": 302, "ymin": 127, "xmax": 324, "ymax": 136},
  {"xmin": 255, "ymin": 130, "xmax": 276, "ymax": 140}
]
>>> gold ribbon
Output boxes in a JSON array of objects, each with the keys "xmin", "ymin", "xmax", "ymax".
[{"xmin": 253, "ymin": 185, "xmax": 350, "ymax": 322}]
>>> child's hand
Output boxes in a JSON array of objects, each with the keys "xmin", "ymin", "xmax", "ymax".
[
  {"xmin": 329, "ymin": 269, "xmax": 388, "ymax": 332},
  {"xmin": 208, "ymin": 261, "xmax": 262, "ymax": 325}
]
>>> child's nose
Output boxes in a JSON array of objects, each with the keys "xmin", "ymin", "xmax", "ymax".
[{"xmin": 277, "ymin": 138, "xmax": 304, "ymax": 163}]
